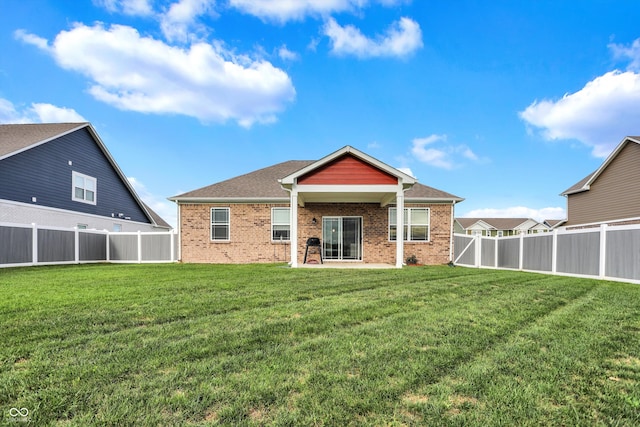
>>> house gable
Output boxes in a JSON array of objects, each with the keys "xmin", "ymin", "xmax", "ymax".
[
  {"xmin": 298, "ymin": 154, "xmax": 398, "ymax": 185},
  {"xmin": 0, "ymin": 125, "xmax": 157, "ymax": 226},
  {"xmin": 564, "ymin": 137, "xmax": 640, "ymax": 225}
]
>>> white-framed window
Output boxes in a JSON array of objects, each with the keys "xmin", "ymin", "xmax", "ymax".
[
  {"xmin": 271, "ymin": 207, "xmax": 290, "ymax": 241},
  {"xmin": 113, "ymin": 224, "xmax": 122, "ymax": 232},
  {"xmin": 389, "ymin": 207, "xmax": 430, "ymax": 241},
  {"xmin": 211, "ymin": 207, "xmax": 230, "ymax": 241},
  {"xmin": 77, "ymin": 224, "xmax": 88, "ymax": 230},
  {"xmin": 72, "ymin": 171, "xmax": 96, "ymax": 205}
]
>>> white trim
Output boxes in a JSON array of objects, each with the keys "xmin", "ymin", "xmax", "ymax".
[
  {"xmin": 279, "ymin": 145, "xmax": 416, "ymax": 186},
  {"xmin": 563, "ymin": 136, "xmax": 640, "ymax": 195},
  {"xmin": 290, "ymin": 189, "xmax": 298, "ymax": 267},
  {"xmin": 389, "ymin": 207, "xmax": 431, "ymax": 242},
  {"xmin": 210, "ymin": 207, "xmax": 230, "ymax": 241},
  {"xmin": 169, "ymin": 197, "xmax": 290, "ymax": 204},
  {"xmin": 271, "ymin": 207, "xmax": 291, "ymax": 242},
  {"xmin": 0, "ymin": 198, "xmax": 161, "ymax": 231},
  {"xmin": 396, "ymin": 188, "xmax": 404, "ymax": 268},
  {"xmin": 322, "ymin": 216, "xmax": 363, "ymax": 261},
  {"xmin": 72, "ymin": 171, "xmax": 97, "ymax": 205}
]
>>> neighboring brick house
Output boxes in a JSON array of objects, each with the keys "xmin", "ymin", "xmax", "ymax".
[
  {"xmin": 561, "ymin": 136, "xmax": 640, "ymax": 227},
  {"xmin": 169, "ymin": 146, "xmax": 463, "ymax": 267}
]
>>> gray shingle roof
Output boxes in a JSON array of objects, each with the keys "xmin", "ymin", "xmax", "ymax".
[
  {"xmin": 172, "ymin": 160, "xmax": 312, "ymax": 200},
  {"xmin": 170, "ymin": 159, "xmax": 463, "ymax": 202},
  {"xmin": 0, "ymin": 123, "xmax": 87, "ymax": 157},
  {"xmin": 456, "ymin": 218, "xmax": 534, "ymax": 230}
]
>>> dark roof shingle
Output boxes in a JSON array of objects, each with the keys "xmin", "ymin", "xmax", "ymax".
[
  {"xmin": 171, "ymin": 159, "xmax": 463, "ymax": 202},
  {"xmin": 0, "ymin": 123, "xmax": 87, "ymax": 157}
]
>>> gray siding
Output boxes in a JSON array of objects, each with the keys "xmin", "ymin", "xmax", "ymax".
[
  {"xmin": 566, "ymin": 141, "xmax": 640, "ymax": 225},
  {"xmin": 0, "ymin": 127, "xmax": 150, "ymax": 224}
]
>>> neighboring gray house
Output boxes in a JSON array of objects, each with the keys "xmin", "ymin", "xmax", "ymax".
[
  {"xmin": 561, "ymin": 135, "xmax": 640, "ymax": 227},
  {"xmin": 0, "ymin": 122, "xmax": 170, "ymax": 231},
  {"xmin": 454, "ymin": 217, "xmax": 549, "ymax": 237}
]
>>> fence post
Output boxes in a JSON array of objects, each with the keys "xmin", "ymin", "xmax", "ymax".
[
  {"xmin": 551, "ymin": 229, "xmax": 558, "ymax": 274},
  {"xmin": 476, "ymin": 235, "xmax": 482, "ymax": 267},
  {"xmin": 599, "ymin": 223, "xmax": 608, "ymax": 279},
  {"xmin": 32, "ymin": 223, "xmax": 38, "ymax": 265},
  {"xmin": 494, "ymin": 236, "xmax": 498, "ymax": 269},
  {"xmin": 137, "ymin": 230, "xmax": 143, "ymax": 263},
  {"xmin": 74, "ymin": 227, "xmax": 80, "ymax": 264},
  {"xmin": 519, "ymin": 233, "xmax": 524, "ymax": 270},
  {"xmin": 106, "ymin": 230, "xmax": 110, "ymax": 262},
  {"xmin": 170, "ymin": 230, "xmax": 175, "ymax": 262}
]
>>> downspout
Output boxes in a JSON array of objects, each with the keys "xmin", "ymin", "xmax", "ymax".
[
  {"xmin": 176, "ymin": 201, "xmax": 182, "ymax": 262},
  {"xmin": 279, "ymin": 181, "xmax": 297, "ymax": 267},
  {"xmin": 449, "ymin": 201, "xmax": 455, "ymax": 262}
]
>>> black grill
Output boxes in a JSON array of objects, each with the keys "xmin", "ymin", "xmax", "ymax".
[{"xmin": 304, "ymin": 237, "xmax": 323, "ymax": 264}]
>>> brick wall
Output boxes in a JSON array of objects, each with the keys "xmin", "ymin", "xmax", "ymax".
[
  {"xmin": 179, "ymin": 203, "xmax": 291, "ymax": 263},
  {"xmin": 179, "ymin": 202, "xmax": 453, "ymax": 265}
]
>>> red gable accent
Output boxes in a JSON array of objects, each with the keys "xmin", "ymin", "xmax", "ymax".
[{"xmin": 298, "ymin": 154, "xmax": 398, "ymax": 185}]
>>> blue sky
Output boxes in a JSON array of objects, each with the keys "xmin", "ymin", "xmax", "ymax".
[{"xmin": 2, "ymin": 0, "xmax": 640, "ymax": 229}]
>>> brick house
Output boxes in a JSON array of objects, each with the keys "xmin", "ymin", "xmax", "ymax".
[{"xmin": 169, "ymin": 146, "xmax": 463, "ymax": 267}]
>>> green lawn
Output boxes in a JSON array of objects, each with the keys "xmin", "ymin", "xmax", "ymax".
[{"xmin": 1, "ymin": 264, "xmax": 639, "ymax": 426}]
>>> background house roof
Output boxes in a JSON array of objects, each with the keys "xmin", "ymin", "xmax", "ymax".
[
  {"xmin": 456, "ymin": 218, "xmax": 536, "ymax": 230},
  {"xmin": 170, "ymin": 159, "xmax": 463, "ymax": 202},
  {"xmin": 0, "ymin": 122, "xmax": 86, "ymax": 158}
]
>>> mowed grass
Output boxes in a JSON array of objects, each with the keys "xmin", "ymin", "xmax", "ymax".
[{"xmin": 0, "ymin": 264, "xmax": 639, "ymax": 426}]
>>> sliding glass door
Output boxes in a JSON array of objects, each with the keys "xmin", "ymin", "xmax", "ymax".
[{"xmin": 322, "ymin": 217, "xmax": 362, "ymax": 261}]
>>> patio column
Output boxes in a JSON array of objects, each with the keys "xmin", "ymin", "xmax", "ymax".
[
  {"xmin": 290, "ymin": 187, "xmax": 298, "ymax": 268},
  {"xmin": 396, "ymin": 187, "xmax": 404, "ymax": 268}
]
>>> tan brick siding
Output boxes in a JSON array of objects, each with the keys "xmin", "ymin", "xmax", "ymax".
[
  {"xmin": 179, "ymin": 203, "xmax": 291, "ymax": 263},
  {"xmin": 179, "ymin": 202, "xmax": 454, "ymax": 265}
]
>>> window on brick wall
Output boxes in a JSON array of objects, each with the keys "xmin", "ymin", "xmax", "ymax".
[
  {"xmin": 389, "ymin": 207, "xmax": 430, "ymax": 241},
  {"xmin": 271, "ymin": 207, "xmax": 290, "ymax": 241},
  {"xmin": 211, "ymin": 207, "xmax": 230, "ymax": 241}
]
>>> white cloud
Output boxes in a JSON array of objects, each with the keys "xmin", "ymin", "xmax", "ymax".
[
  {"xmin": 521, "ymin": 39, "xmax": 640, "ymax": 158},
  {"xmin": 160, "ymin": 0, "xmax": 215, "ymax": 42},
  {"xmin": 14, "ymin": 29, "xmax": 48, "ymax": 50},
  {"xmin": 228, "ymin": 0, "xmax": 407, "ymax": 23},
  {"xmin": 396, "ymin": 167, "xmax": 415, "ymax": 178},
  {"xmin": 0, "ymin": 97, "xmax": 86, "ymax": 124},
  {"xmin": 128, "ymin": 177, "xmax": 177, "ymax": 229},
  {"xmin": 520, "ymin": 70, "xmax": 640, "ymax": 158},
  {"xmin": 410, "ymin": 134, "xmax": 484, "ymax": 169},
  {"xmin": 609, "ymin": 37, "xmax": 640, "ymax": 71},
  {"xmin": 461, "ymin": 207, "xmax": 566, "ymax": 223},
  {"xmin": 95, "ymin": 0, "xmax": 154, "ymax": 16},
  {"xmin": 278, "ymin": 44, "xmax": 299, "ymax": 61},
  {"xmin": 30, "ymin": 103, "xmax": 87, "ymax": 123},
  {"xmin": 18, "ymin": 23, "xmax": 295, "ymax": 127},
  {"xmin": 323, "ymin": 16, "xmax": 422, "ymax": 59}
]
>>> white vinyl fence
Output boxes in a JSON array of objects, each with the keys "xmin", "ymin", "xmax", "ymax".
[
  {"xmin": 0, "ymin": 221, "xmax": 177, "ymax": 268},
  {"xmin": 454, "ymin": 223, "xmax": 640, "ymax": 284}
]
